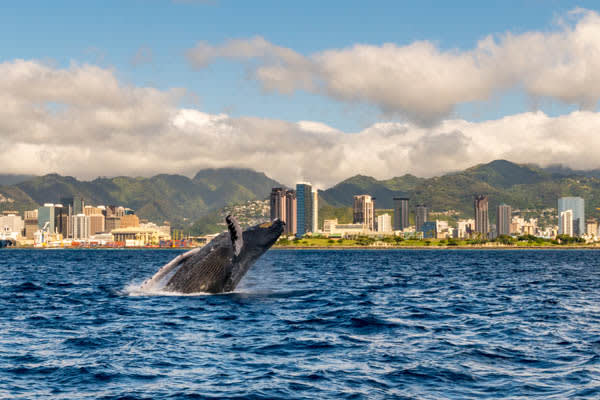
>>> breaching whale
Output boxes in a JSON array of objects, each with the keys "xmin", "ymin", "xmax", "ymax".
[{"xmin": 141, "ymin": 215, "xmax": 284, "ymax": 294}]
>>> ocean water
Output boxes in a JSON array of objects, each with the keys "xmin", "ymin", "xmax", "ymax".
[{"xmin": 1, "ymin": 249, "xmax": 600, "ymax": 399}]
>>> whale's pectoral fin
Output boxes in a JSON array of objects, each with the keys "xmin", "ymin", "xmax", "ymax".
[{"xmin": 226, "ymin": 215, "xmax": 243, "ymax": 257}]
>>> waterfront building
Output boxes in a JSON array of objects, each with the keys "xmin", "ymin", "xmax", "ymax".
[
  {"xmin": 322, "ymin": 219, "xmax": 337, "ymax": 235},
  {"xmin": 53, "ymin": 204, "xmax": 69, "ymax": 238},
  {"xmin": 497, "ymin": 204, "xmax": 512, "ymax": 236},
  {"xmin": 560, "ymin": 209, "xmax": 573, "ymax": 237},
  {"xmin": 89, "ymin": 214, "xmax": 105, "ymax": 234},
  {"xmin": 353, "ymin": 195, "xmax": 375, "ymax": 232},
  {"xmin": 586, "ymin": 219, "xmax": 598, "ymax": 237},
  {"xmin": 84, "ymin": 206, "xmax": 103, "ymax": 216},
  {"xmin": 38, "ymin": 204, "xmax": 56, "ymax": 233},
  {"xmin": 112, "ymin": 226, "xmax": 171, "ymax": 247},
  {"xmin": 435, "ymin": 220, "xmax": 449, "ymax": 239},
  {"xmin": 558, "ymin": 197, "xmax": 584, "ymax": 236},
  {"xmin": 60, "ymin": 195, "xmax": 84, "ymax": 216},
  {"xmin": 24, "ymin": 210, "xmax": 38, "ymax": 219},
  {"xmin": 24, "ymin": 210, "xmax": 38, "ymax": 240},
  {"xmin": 105, "ymin": 216, "xmax": 121, "ymax": 232},
  {"xmin": 284, "ymin": 190, "xmax": 297, "ymax": 235},
  {"xmin": 420, "ymin": 221, "xmax": 437, "ymax": 239},
  {"xmin": 120, "ymin": 214, "xmax": 140, "ymax": 229},
  {"xmin": 270, "ymin": 188, "xmax": 287, "ymax": 222},
  {"xmin": 106, "ymin": 205, "xmax": 126, "ymax": 217},
  {"xmin": 455, "ymin": 219, "xmax": 475, "ymax": 239},
  {"xmin": 1, "ymin": 210, "xmax": 18, "ymax": 216},
  {"xmin": 377, "ymin": 213, "xmax": 392, "ymax": 233},
  {"xmin": 393, "ymin": 197, "xmax": 409, "ymax": 231},
  {"xmin": 474, "ymin": 195, "xmax": 489, "ymax": 237},
  {"xmin": 72, "ymin": 214, "xmax": 90, "ymax": 240},
  {"xmin": 296, "ymin": 183, "xmax": 313, "ymax": 237},
  {"xmin": 510, "ymin": 216, "xmax": 537, "ymax": 235},
  {"xmin": 140, "ymin": 222, "xmax": 172, "ymax": 240},
  {"xmin": 415, "ymin": 204, "xmax": 428, "ymax": 232},
  {"xmin": 312, "ymin": 190, "xmax": 319, "ymax": 233},
  {"xmin": 0, "ymin": 213, "xmax": 24, "ymax": 237},
  {"xmin": 322, "ymin": 218, "xmax": 370, "ymax": 237}
]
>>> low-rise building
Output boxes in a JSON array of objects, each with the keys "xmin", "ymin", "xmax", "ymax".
[
  {"xmin": 455, "ymin": 219, "xmax": 475, "ymax": 239},
  {"xmin": 120, "ymin": 214, "xmax": 140, "ymax": 228},
  {"xmin": 0, "ymin": 213, "xmax": 24, "ymax": 238},
  {"xmin": 420, "ymin": 221, "xmax": 437, "ymax": 239},
  {"xmin": 112, "ymin": 226, "xmax": 171, "ymax": 246},
  {"xmin": 321, "ymin": 218, "xmax": 371, "ymax": 237},
  {"xmin": 376, "ymin": 213, "xmax": 392, "ymax": 233}
]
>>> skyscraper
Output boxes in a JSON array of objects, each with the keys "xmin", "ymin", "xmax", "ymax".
[
  {"xmin": 60, "ymin": 195, "xmax": 84, "ymax": 216},
  {"xmin": 560, "ymin": 209, "xmax": 573, "ymax": 237},
  {"xmin": 296, "ymin": 183, "xmax": 313, "ymax": 237},
  {"xmin": 270, "ymin": 188, "xmax": 286, "ymax": 222},
  {"xmin": 89, "ymin": 214, "xmax": 106, "ymax": 234},
  {"xmin": 474, "ymin": 195, "xmax": 489, "ymax": 236},
  {"xmin": 558, "ymin": 197, "xmax": 585, "ymax": 236},
  {"xmin": 353, "ymin": 195, "xmax": 375, "ymax": 231},
  {"xmin": 38, "ymin": 204, "xmax": 56, "ymax": 233},
  {"xmin": 497, "ymin": 204, "xmax": 512, "ymax": 236},
  {"xmin": 271, "ymin": 187, "xmax": 297, "ymax": 235},
  {"xmin": 312, "ymin": 190, "xmax": 319, "ymax": 233},
  {"xmin": 285, "ymin": 190, "xmax": 297, "ymax": 235},
  {"xmin": 415, "ymin": 204, "xmax": 428, "ymax": 231},
  {"xmin": 54, "ymin": 204, "xmax": 69, "ymax": 237},
  {"xmin": 393, "ymin": 197, "xmax": 409, "ymax": 231},
  {"xmin": 72, "ymin": 214, "xmax": 90, "ymax": 240}
]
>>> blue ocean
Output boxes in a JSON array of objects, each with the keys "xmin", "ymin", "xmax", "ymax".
[{"xmin": 1, "ymin": 249, "xmax": 600, "ymax": 399}]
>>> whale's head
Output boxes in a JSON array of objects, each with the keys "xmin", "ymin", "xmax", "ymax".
[
  {"xmin": 224, "ymin": 217, "xmax": 284, "ymax": 290},
  {"xmin": 242, "ymin": 219, "xmax": 285, "ymax": 254}
]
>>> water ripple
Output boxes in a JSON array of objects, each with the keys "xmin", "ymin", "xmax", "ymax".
[{"xmin": 1, "ymin": 249, "xmax": 600, "ymax": 398}]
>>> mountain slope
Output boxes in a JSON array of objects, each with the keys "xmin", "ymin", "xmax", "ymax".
[
  {"xmin": 194, "ymin": 168, "xmax": 282, "ymax": 207},
  {"xmin": 4, "ymin": 160, "xmax": 600, "ymax": 231},
  {"xmin": 319, "ymin": 160, "xmax": 600, "ymax": 222},
  {"xmin": 0, "ymin": 168, "xmax": 283, "ymax": 227}
]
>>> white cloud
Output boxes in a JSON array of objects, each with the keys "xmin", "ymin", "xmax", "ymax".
[
  {"xmin": 187, "ymin": 9, "xmax": 600, "ymax": 124},
  {"xmin": 2, "ymin": 59, "xmax": 600, "ymax": 188}
]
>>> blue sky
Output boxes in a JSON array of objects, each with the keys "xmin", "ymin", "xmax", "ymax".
[{"xmin": 2, "ymin": 0, "xmax": 597, "ymax": 131}]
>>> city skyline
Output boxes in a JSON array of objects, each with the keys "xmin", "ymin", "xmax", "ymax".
[{"xmin": 2, "ymin": 3, "xmax": 600, "ymax": 187}]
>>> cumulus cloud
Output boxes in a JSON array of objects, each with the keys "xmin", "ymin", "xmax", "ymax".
[
  {"xmin": 2, "ymin": 59, "xmax": 600, "ymax": 188},
  {"xmin": 186, "ymin": 9, "xmax": 600, "ymax": 124}
]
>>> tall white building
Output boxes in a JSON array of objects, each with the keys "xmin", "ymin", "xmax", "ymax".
[
  {"xmin": 72, "ymin": 214, "xmax": 90, "ymax": 240},
  {"xmin": 558, "ymin": 197, "xmax": 584, "ymax": 235},
  {"xmin": 560, "ymin": 209, "xmax": 573, "ymax": 237},
  {"xmin": 376, "ymin": 213, "xmax": 392, "ymax": 233}
]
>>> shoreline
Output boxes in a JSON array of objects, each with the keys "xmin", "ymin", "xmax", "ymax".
[
  {"xmin": 4, "ymin": 245, "xmax": 600, "ymax": 251},
  {"xmin": 272, "ymin": 245, "xmax": 600, "ymax": 250}
]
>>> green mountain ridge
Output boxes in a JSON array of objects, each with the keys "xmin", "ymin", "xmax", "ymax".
[
  {"xmin": 0, "ymin": 168, "xmax": 281, "ymax": 227},
  {"xmin": 319, "ymin": 159, "xmax": 600, "ymax": 223},
  {"xmin": 3, "ymin": 160, "xmax": 600, "ymax": 232}
]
